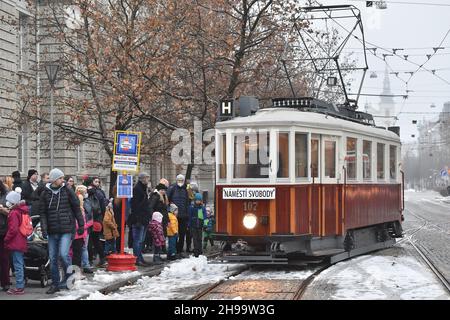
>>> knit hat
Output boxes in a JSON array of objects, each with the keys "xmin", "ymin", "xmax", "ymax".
[
  {"xmin": 155, "ymin": 183, "xmax": 167, "ymax": 191},
  {"xmin": 194, "ymin": 193, "xmax": 203, "ymax": 201},
  {"xmin": 138, "ymin": 172, "xmax": 150, "ymax": 181},
  {"xmin": 176, "ymin": 174, "xmax": 185, "ymax": 182},
  {"xmin": 152, "ymin": 211, "xmax": 163, "ymax": 223},
  {"xmin": 49, "ymin": 168, "xmax": 65, "ymax": 183},
  {"xmin": 27, "ymin": 169, "xmax": 38, "ymax": 180},
  {"xmin": 169, "ymin": 203, "xmax": 178, "ymax": 213},
  {"xmin": 6, "ymin": 187, "xmax": 22, "ymax": 206}
]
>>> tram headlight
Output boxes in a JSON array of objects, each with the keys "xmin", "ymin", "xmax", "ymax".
[{"xmin": 243, "ymin": 213, "xmax": 257, "ymax": 230}]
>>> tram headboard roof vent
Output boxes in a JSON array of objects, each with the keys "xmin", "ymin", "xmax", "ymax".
[
  {"xmin": 388, "ymin": 126, "xmax": 400, "ymax": 136},
  {"xmin": 271, "ymin": 97, "xmax": 376, "ymax": 126}
]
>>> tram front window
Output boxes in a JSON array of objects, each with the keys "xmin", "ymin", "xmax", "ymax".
[
  {"xmin": 295, "ymin": 133, "xmax": 308, "ymax": 178},
  {"xmin": 233, "ymin": 132, "xmax": 270, "ymax": 179},
  {"xmin": 277, "ymin": 133, "xmax": 289, "ymax": 178}
]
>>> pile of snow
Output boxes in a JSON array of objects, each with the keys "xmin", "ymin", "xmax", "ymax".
[
  {"xmin": 315, "ymin": 255, "xmax": 449, "ymax": 300},
  {"xmin": 84, "ymin": 256, "xmax": 243, "ymax": 300},
  {"xmin": 49, "ymin": 270, "xmax": 141, "ymax": 300}
]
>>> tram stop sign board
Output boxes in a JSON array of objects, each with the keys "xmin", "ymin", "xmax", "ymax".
[
  {"xmin": 117, "ymin": 174, "xmax": 133, "ymax": 198},
  {"xmin": 112, "ymin": 131, "xmax": 142, "ymax": 172}
]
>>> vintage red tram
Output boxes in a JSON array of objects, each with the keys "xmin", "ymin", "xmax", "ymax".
[{"xmin": 213, "ymin": 97, "xmax": 404, "ymax": 264}]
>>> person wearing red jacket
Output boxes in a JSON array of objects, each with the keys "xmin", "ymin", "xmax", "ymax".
[{"xmin": 4, "ymin": 188, "xmax": 28, "ymax": 295}]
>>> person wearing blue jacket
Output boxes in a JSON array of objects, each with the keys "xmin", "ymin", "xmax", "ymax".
[{"xmin": 188, "ymin": 193, "xmax": 206, "ymax": 257}]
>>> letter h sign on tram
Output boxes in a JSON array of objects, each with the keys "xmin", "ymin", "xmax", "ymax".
[{"xmin": 219, "ymin": 99, "xmax": 234, "ymax": 121}]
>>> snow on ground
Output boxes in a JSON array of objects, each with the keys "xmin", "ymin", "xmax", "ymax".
[
  {"xmin": 404, "ymin": 189, "xmax": 450, "ymax": 205},
  {"xmin": 313, "ymin": 254, "xmax": 449, "ymax": 300},
  {"xmin": 48, "ymin": 270, "xmax": 141, "ymax": 300},
  {"xmin": 83, "ymin": 256, "xmax": 243, "ymax": 300},
  {"xmin": 231, "ymin": 268, "xmax": 314, "ymax": 280}
]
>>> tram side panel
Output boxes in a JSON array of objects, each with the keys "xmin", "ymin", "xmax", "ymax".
[{"xmin": 215, "ymin": 184, "xmax": 401, "ymax": 240}]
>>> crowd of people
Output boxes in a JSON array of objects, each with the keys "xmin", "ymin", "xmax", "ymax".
[{"xmin": 0, "ymin": 169, "xmax": 215, "ymax": 296}]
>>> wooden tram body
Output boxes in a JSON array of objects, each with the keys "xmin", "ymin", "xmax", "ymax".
[{"xmin": 213, "ymin": 98, "xmax": 404, "ymax": 264}]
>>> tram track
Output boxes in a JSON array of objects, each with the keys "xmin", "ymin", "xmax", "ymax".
[
  {"xmin": 192, "ymin": 263, "xmax": 332, "ymax": 300},
  {"xmin": 400, "ymin": 207, "xmax": 450, "ymax": 294}
]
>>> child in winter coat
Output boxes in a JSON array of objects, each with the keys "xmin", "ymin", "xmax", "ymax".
[
  {"xmin": 149, "ymin": 211, "xmax": 165, "ymax": 264},
  {"xmin": 103, "ymin": 200, "xmax": 119, "ymax": 256},
  {"xmin": 203, "ymin": 206, "xmax": 215, "ymax": 250},
  {"xmin": 71, "ymin": 185, "xmax": 89, "ymax": 268},
  {"xmin": 188, "ymin": 193, "xmax": 206, "ymax": 257},
  {"xmin": 167, "ymin": 203, "xmax": 179, "ymax": 260},
  {"xmin": 4, "ymin": 188, "xmax": 28, "ymax": 295}
]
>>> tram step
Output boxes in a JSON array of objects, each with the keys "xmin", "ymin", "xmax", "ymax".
[{"xmin": 310, "ymin": 249, "xmax": 346, "ymax": 256}]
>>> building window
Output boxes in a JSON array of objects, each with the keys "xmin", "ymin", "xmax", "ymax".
[
  {"xmin": 311, "ymin": 139, "xmax": 319, "ymax": 178},
  {"xmin": 377, "ymin": 143, "xmax": 385, "ymax": 180},
  {"xmin": 219, "ymin": 134, "xmax": 226, "ymax": 179},
  {"xmin": 295, "ymin": 133, "xmax": 308, "ymax": 178},
  {"xmin": 346, "ymin": 137, "xmax": 357, "ymax": 179},
  {"xmin": 324, "ymin": 141, "xmax": 336, "ymax": 178},
  {"xmin": 277, "ymin": 133, "xmax": 289, "ymax": 178},
  {"xmin": 363, "ymin": 140, "xmax": 372, "ymax": 180},
  {"xmin": 17, "ymin": 126, "xmax": 27, "ymax": 172},
  {"xmin": 18, "ymin": 13, "xmax": 28, "ymax": 71},
  {"xmin": 233, "ymin": 132, "xmax": 270, "ymax": 179},
  {"xmin": 390, "ymin": 145, "xmax": 397, "ymax": 180}
]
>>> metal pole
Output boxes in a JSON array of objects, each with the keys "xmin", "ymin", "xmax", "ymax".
[{"xmin": 50, "ymin": 86, "xmax": 54, "ymax": 169}]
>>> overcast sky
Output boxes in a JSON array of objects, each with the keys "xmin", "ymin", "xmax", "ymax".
[{"xmin": 309, "ymin": 0, "xmax": 450, "ymax": 144}]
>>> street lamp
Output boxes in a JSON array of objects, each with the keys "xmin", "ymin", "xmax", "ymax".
[{"xmin": 45, "ymin": 63, "xmax": 60, "ymax": 169}]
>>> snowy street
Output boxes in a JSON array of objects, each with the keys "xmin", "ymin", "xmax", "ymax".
[{"xmin": 1, "ymin": 191, "xmax": 448, "ymax": 300}]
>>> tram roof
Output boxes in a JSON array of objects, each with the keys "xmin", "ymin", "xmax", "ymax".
[{"xmin": 215, "ymin": 108, "xmax": 401, "ymax": 143}]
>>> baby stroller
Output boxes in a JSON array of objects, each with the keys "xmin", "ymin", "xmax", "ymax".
[{"xmin": 23, "ymin": 215, "xmax": 51, "ymax": 288}]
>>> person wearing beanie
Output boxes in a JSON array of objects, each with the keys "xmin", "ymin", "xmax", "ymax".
[
  {"xmin": 149, "ymin": 182, "xmax": 169, "ymax": 254},
  {"xmin": 129, "ymin": 171, "xmax": 152, "ymax": 266},
  {"xmin": 167, "ymin": 174, "xmax": 190, "ymax": 256},
  {"xmin": 149, "ymin": 212, "xmax": 165, "ymax": 264},
  {"xmin": 4, "ymin": 187, "xmax": 29, "ymax": 295},
  {"xmin": 188, "ymin": 193, "xmax": 206, "ymax": 257},
  {"xmin": 22, "ymin": 169, "xmax": 39, "ymax": 207},
  {"xmin": 39, "ymin": 168, "xmax": 84, "ymax": 294},
  {"xmin": 167, "ymin": 204, "xmax": 179, "ymax": 260}
]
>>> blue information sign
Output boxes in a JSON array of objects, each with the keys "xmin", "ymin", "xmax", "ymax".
[
  {"xmin": 117, "ymin": 174, "xmax": 133, "ymax": 198},
  {"xmin": 116, "ymin": 133, "xmax": 139, "ymax": 156}
]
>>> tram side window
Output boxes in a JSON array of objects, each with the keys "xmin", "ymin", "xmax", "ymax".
[
  {"xmin": 363, "ymin": 140, "xmax": 372, "ymax": 180},
  {"xmin": 346, "ymin": 137, "xmax": 357, "ymax": 179},
  {"xmin": 233, "ymin": 133, "xmax": 270, "ymax": 179},
  {"xmin": 311, "ymin": 139, "xmax": 319, "ymax": 178},
  {"xmin": 219, "ymin": 134, "xmax": 226, "ymax": 179},
  {"xmin": 295, "ymin": 133, "xmax": 308, "ymax": 178},
  {"xmin": 325, "ymin": 141, "xmax": 336, "ymax": 178},
  {"xmin": 389, "ymin": 145, "xmax": 397, "ymax": 180},
  {"xmin": 277, "ymin": 133, "xmax": 289, "ymax": 178},
  {"xmin": 377, "ymin": 143, "xmax": 385, "ymax": 180}
]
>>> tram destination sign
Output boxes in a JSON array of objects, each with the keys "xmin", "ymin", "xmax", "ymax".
[{"xmin": 222, "ymin": 187, "xmax": 276, "ymax": 199}]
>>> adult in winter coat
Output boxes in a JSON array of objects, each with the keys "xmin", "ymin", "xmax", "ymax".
[
  {"xmin": 39, "ymin": 168, "xmax": 84, "ymax": 294},
  {"xmin": 0, "ymin": 180, "xmax": 11, "ymax": 291},
  {"xmin": 87, "ymin": 185, "xmax": 107, "ymax": 268},
  {"xmin": 4, "ymin": 188, "xmax": 28, "ymax": 295},
  {"xmin": 188, "ymin": 193, "xmax": 206, "ymax": 258},
  {"xmin": 30, "ymin": 172, "xmax": 49, "ymax": 217},
  {"xmin": 129, "ymin": 172, "xmax": 152, "ymax": 265},
  {"xmin": 149, "ymin": 183, "xmax": 169, "ymax": 236},
  {"xmin": 167, "ymin": 174, "xmax": 190, "ymax": 255},
  {"xmin": 91, "ymin": 177, "xmax": 108, "ymax": 208},
  {"xmin": 21, "ymin": 169, "xmax": 39, "ymax": 207}
]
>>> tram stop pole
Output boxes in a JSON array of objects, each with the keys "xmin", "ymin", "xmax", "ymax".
[{"xmin": 107, "ymin": 170, "xmax": 137, "ymax": 271}]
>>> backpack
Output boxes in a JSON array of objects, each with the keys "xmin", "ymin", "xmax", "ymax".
[
  {"xmin": 20, "ymin": 213, "xmax": 33, "ymax": 237},
  {"xmin": 83, "ymin": 198, "xmax": 93, "ymax": 223}
]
